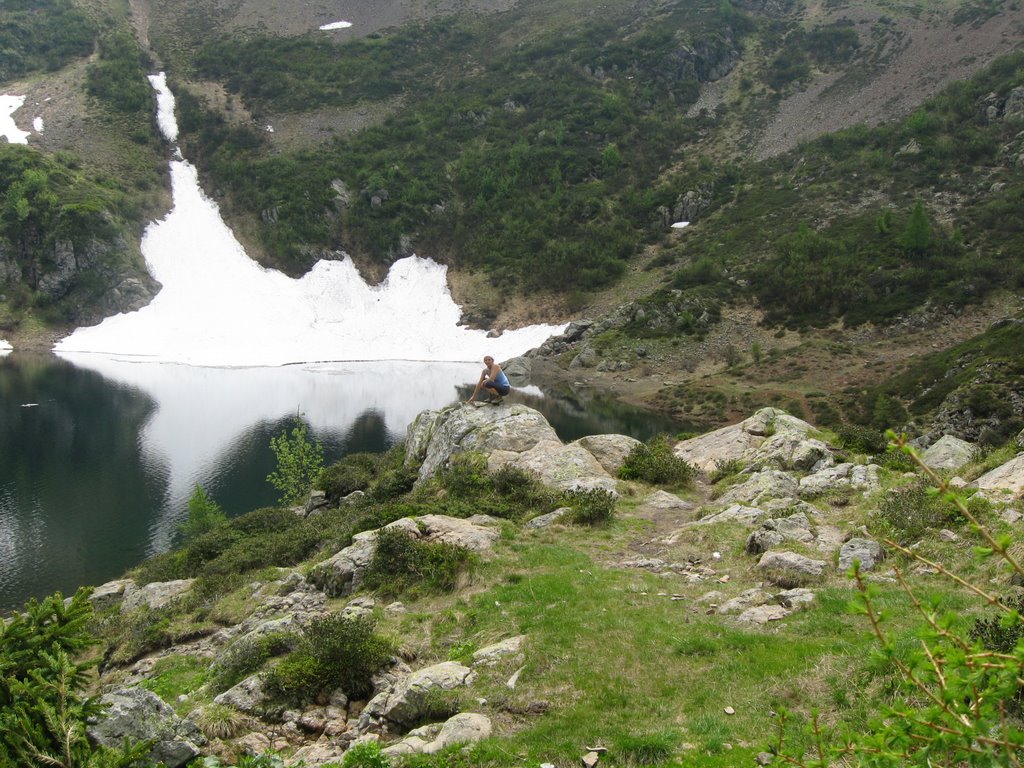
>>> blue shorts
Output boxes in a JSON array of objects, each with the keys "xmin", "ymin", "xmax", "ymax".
[{"xmin": 484, "ymin": 381, "xmax": 510, "ymax": 396}]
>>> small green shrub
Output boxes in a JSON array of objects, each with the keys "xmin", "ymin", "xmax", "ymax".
[
  {"xmin": 563, "ymin": 488, "xmax": 617, "ymax": 526},
  {"xmin": 361, "ymin": 527, "xmax": 472, "ymax": 597},
  {"xmin": 619, "ymin": 435, "xmax": 696, "ymax": 487},
  {"xmin": 369, "ymin": 466, "xmax": 419, "ymax": 500},
  {"xmin": 437, "ymin": 453, "xmax": 491, "ymax": 498},
  {"xmin": 317, "ymin": 461, "xmax": 373, "ymax": 501},
  {"xmin": 267, "ymin": 418, "xmax": 324, "ymax": 506},
  {"xmin": 209, "ymin": 631, "xmax": 296, "ymax": 693},
  {"xmin": 836, "ymin": 424, "xmax": 888, "ymax": 455},
  {"xmin": 708, "ymin": 458, "xmax": 744, "ymax": 485},
  {"xmin": 191, "ymin": 703, "xmax": 254, "ymax": 740},
  {"xmin": 868, "ymin": 481, "xmax": 951, "ymax": 545},
  {"xmin": 179, "ymin": 484, "xmax": 228, "ymax": 541},
  {"xmin": 970, "ymin": 593, "xmax": 1024, "ymax": 654},
  {"xmin": 263, "ymin": 614, "xmax": 394, "ymax": 705}
]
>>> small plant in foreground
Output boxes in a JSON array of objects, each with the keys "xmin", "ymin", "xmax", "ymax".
[
  {"xmin": 618, "ymin": 435, "xmax": 696, "ymax": 487},
  {"xmin": 773, "ymin": 433, "xmax": 1024, "ymax": 767},
  {"xmin": 342, "ymin": 741, "xmax": 390, "ymax": 768},
  {"xmin": 267, "ymin": 417, "xmax": 324, "ymax": 506}
]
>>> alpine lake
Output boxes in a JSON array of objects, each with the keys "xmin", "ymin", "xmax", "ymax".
[{"xmin": 0, "ymin": 352, "xmax": 681, "ymax": 613}]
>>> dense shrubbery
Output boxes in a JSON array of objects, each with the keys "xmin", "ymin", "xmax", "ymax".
[
  {"xmin": 619, "ymin": 435, "xmax": 696, "ymax": 487},
  {"xmin": 867, "ymin": 481, "xmax": 959, "ymax": 545},
  {"xmin": 263, "ymin": 614, "xmax": 394, "ymax": 705},
  {"xmin": 0, "ymin": 0, "xmax": 96, "ymax": 80},
  {"xmin": 87, "ymin": 31, "xmax": 154, "ymax": 114},
  {"xmin": 176, "ymin": 4, "xmax": 740, "ymax": 289},
  {"xmin": 0, "ymin": 145, "xmax": 132, "ymax": 301}
]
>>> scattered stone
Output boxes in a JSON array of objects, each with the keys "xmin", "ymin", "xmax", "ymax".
[
  {"xmin": 473, "ymin": 635, "xmax": 526, "ymax": 666},
  {"xmin": 776, "ymin": 588, "xmax": 815, "ymax": 610},
  {"xmin": 939, "ymin": 529, "xmax": 959, "ymax": 542},
  {"xmin": 360, "ymin": 662, "xmax": 476, "ymax": 729},
  {"xmin": 526, "ymin": 507, "xmax": 571, "ymax": 529},
  {"xmin": 582, "ymin": 751, "xmax": 601, "ymax": 768},
  {"xmin": 213, "ymin": 674, "xmax": 272, "ymax": 716},
  {"xmin": 758, "ymin": 551, "xmax": 827, "ymax": 585},
  {"xmin": 694, "ymin": 504, "xmax": 769, "ymax": 526},
  {"xmin": 756, "ymin": 752, "xmax": 775, "ymax": 765},
  {"xmin": 717, "ymin": 588, "xmax": 773, "ymax": 615},
  {"xmin": 837, "ymin": 538, "xmax": 885, "ymax": 572},
  {"xmin": 724, "ymin": 706, "xmax": 736, "ymax": 715},
  {"xmin": 507, "ymin": 666, "xmax": 525, "ymax": 689}
]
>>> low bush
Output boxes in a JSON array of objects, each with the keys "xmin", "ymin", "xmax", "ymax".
[
  {"xmin": 868, "ymin": 481, "xmax": 954, "ymax": 545},
  {"xmin": 437, "ymin": 453, "xmax": 492, "ymax": 498},
  {"xmin": 209, "ymin": 631, "xmax": 296, "ymax": 693},
  {"xmin": 618, "ymin": 435, "xmax": 696, "ymax": 487},
  {"xmin": 317, "ymin": 460, "xmax": 373, "ymax": 501},
  {"xmin": 263, "ymin": 614, "xmax": 394, "ymax": 705},
  {"xmin": 342, "ymin": 741, "xmax": 390, "ymax": 768},
  {"xmin": 835, "ymin": 424, "xmax": 888, "ymax": 455},
  {"xmin": 563, "ymin": 488, "xmax": 617, "ymax": 526},
  {"xmin": 361, "ymin": 527, "xmax": 473, "ymax": 598}
]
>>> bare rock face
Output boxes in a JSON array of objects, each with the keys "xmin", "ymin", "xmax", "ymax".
[
  {"xmin": 121, "ymin": 579, "xmax": 195, "ymax": 613},
  {"xmin": 360, "ymin": 662, "xmax": 476, "ymax": 731},
  {"xmin": 489, "ymin": 439, "xmax": 618, "ymax": 493},
  {"xmin": 572, "ymin": 434, "xmax": 641, "ymax": 475}
]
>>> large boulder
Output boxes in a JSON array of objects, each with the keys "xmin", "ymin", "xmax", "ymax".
[
  {"xmin": 383, "ymin": 713, "xmax": 493, "ymax": 758},
  {"xmin": 838, "ymin": 538, "xmax": 885, "ymax": 572},
  {"xmin": 213, "ymin": 674, "xmax": 272, "ymax": 716},
  {"xmin": 799, "ymin": 463, "xmax": 880, "ymax": 496},
  {"xmin": 406, "ymin": 404, "xmax": 558, "ymax": 482},
  {"xmin": 571, "ymin": 434, "xmax": 641, "ymax": 475},
  {"xmin": 88, "ymin": 687, "xmax": 204, "ymax": 768},
  {"xmin": 715, "ymin": 469, "xmax": 800, "ymax": 506},
  {"xmin": 921, "ymin": 436, "xmax": 976, "ymax": 471},
  {"xmin": 757, "ymin": 551, "xmax": 827, "ymax": 586},
  {"xmin": 674, "ymin": 408, "xmax": 823, "ymax": 473},
  {"xmin": 973, "ymin": 454, "xmax": 1024, "ymax": 500}
]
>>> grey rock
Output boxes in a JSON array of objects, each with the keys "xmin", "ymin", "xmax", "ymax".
[
  {"xmin": 838, "ymin": 538, "xmax": 885, "ymax": 572},
  {"xmin": 490, "ymin": 439, "xmax": 617, "ymax": 493},
  {"xmin": 214, "ymin": 674, "xmax": 271, "ymax": 715},
  {"xmin": 716, "ymin": 469, "xmax": 800, "ymax": 506},
  {"xmin": 921, "ymin": 435, "xmax": 977, "ymax": 471},
  {"xmin": 361, "ymin": 662, "xmax": 476, "ymax": 729},
  {"xmin": 473, "ymin": 636, "xmax": 526, "ymax": 667},
  {"xmin": 758, "ymin": 551, "xmax": 827, "ymax": 585},
  {"xmin": 776, "ymin": 588, "xmax": 815, "ymax": 610},
  {"xmin": 737, "ymin": 604, "xmax": 789, "ymax": 624},
  {"xmin": 799, "ymin": 463, "xmax": 880, "ymax": 496},
  {"xmin": 746, "ymin": 529, "xmax": 785, "ymax": 555},
  {"xmin": 696, "ymin": 504, "xmax": 769, "ymax": 526},
  {"xmin": 526, "ymin": 507, "xmax": 571, "ymax": 529},
  {"xmin": 973, "ymin": 454, "xmax": 1024, "ymax": 500},
  {"xmin": 717, "ymin": 588, "xmax": 772, "ymax": 615},
  {"xmin": 572, "ymin": 434, "xmax": 642, "ymax": 475},
  {"xmin": 88, "ymin": 687, "xmax": 204, "ymax": 768},
  {"xmin": 89, "ymin": 579, "xmax": 135, "ymax": 612},
  {"xmin": 405, "ymin": 404, "xmax": 559, "ymax": 482},
  {"xmin": 121, "ymin": 579, "xmax": 194, "ymax": 613}
]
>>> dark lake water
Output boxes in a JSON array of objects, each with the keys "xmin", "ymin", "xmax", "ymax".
[{"xmin": 0, "ymin": 352, "xmax": 679, "ymax": 613}]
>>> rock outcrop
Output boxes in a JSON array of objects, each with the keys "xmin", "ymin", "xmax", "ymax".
[{"xmin": 405, "ymin": 402, "xmax": 627, "ymax": 493}]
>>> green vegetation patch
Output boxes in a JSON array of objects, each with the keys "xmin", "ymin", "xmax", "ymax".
[{"xmin": 0, "ymin": 0, "xmax": 96, "ymax": 81}]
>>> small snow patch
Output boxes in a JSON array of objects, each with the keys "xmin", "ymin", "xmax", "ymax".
[
  {"xmin": 671, "ymin": 221, "xmax": 690, "ymax": 229},
  {"xmin": 319, "ymin": 21, "xmax": 353, "ymax": 30}
]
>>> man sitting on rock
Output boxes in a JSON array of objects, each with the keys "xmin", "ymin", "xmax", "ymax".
[{"xmin": 468, "ymin": 355, "xmax": 511, "ymax": 405}]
